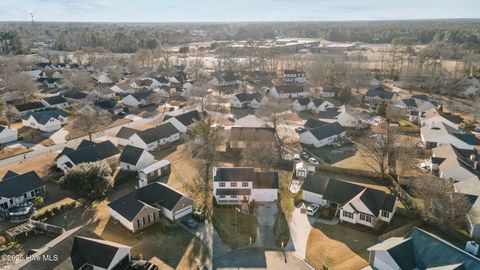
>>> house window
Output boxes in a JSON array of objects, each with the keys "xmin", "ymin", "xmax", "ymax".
[
  {"xmin": 360, "ymin": 214, "xmax": 373, "ymax": 223},
  {"xmin": 219, "ymin": 182, "xmax": 225, "ymax": 187},
  {"xmin": 219, "ymin": 195, "xmax": 226, "ymax": 199},
  {"xmin": 242, "ymin": 182, "xmax": 249, "ymax": 187},
  {"xmin": 148, "ymin": 212, "xmax": 155, "ymax": 223},
  {"xmin": 381, "ymin": 211, "xmax": 390, "ymax": 218},
  {"xmin": 342, "ymin": 211, "xmax": 354, "ymax": 219},
  {"xmin": 231, "ymin": 195, "xmax": 237, "ymax": 199},
  {"xmin": 138, "ymin": 217, "xmax": 145, "ymax": 227},
  {"xmin": 23, "ymin": 193, "xmax": 27, "ymax": 199},
  {"xmin": 230, "ymin": 182, "xmax": 237, "ymax": 187},
  {"xmin": 30, "ymin": 191, "xmax": 34, "ymax": 197}
]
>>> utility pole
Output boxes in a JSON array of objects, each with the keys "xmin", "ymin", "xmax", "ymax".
[{"xmin": 30, "ymin": 13, "xmax": 34, "ymax": 24}]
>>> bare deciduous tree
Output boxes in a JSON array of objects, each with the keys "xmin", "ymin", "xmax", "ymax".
[
  {"xmin": 72, "ymin": 104, "xmax": 112, "ymax": 141},
  {"xmin": 66, "ymin": 70, "xmax": 94, "ymax": 92},
  {"xmin": 358, "ymin": 125, "xmax": 395, "ymax": 180},
  {"xmin": 256, "ymin": 98, "xmax": 290, "ymax": 152},
  {"xmin": 242, "ymin": 141, "xmax": 278, "ymax": 170},
  {"xmin": 4, "ymin": 73, "xmax": 38, "ymax": 102}
]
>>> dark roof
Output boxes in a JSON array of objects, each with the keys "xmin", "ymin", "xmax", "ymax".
[
  {"xmin": 283, "ymin": 69, "xmax": 303, "ymax": 75},
  {"xmin": 78, "ymin": 140, "xmax": 95, "ymax": 149},
  {"xmin": 253, "ymin": 172, "xmax": 279, "ymax": 189},
  {"xmin": 2, "ymin": 170, "xmax": 19, "ymax": 180},
  {"xmin": 230, "ymin": 127, "xmax": 276, "ymax": 142},
  {"xmin": 42, "ymin": 95, "xmax": 67, "ymax": 105},
  {"xmin": 296, "ymin": 97, "xmax": 311, "ymax": 106},
  {"xmin": 216, "ymin": 189, "xmax": 252, "ymax": 196},
  {"xmin": 23, "ymin": 109, "xmax": 68, "ymax": 124},
  {"xmin": 94, "ymin": 99, "xmax": 119, "ymax": 110},
  {"xmin": 163, "ymin": 110, "xmax": 208, "ymax": 127},
  {"xmin": 311, "ymin": 98, "xmax": 327, "ymax": 107},
  {"xmin": 383, "ymin": 227, "xmax": 480, "ymax": 270},
  {"xmin": 365, "ymin": 85, "xmax": 397, "ymax": 99},
  {"xmin": 411, "ymin": 94, "xmax": 429, "ymax": 101},
  {"xmin": 401, "ymin": 98, "xmax": 417, "ymax": 108},
  {"xmin": 0, "ymin": 171, "xmax": 44, "ymax": 198},
  {"xmin": 71, "ymin": 236, "xmax": 127, "ymax": 270},
  {"xmin": 302, "ymin": 176, "xmax": 396, "ymax": 214},
  {"xmin": 235, "ymin": 92, "xmax": 263, "ymax": 103},
  {"xmin": 63, "ymin": 140, "xmax": 119, "ymax": 165},
  {"xmin": 273, "ymin": 84, "xmax": 305, "ymax": 94},
  {"xmin": 63, "ymin": 91, "xmax": 88, "ymax": 100},
  {"xmin": 116, "ymin": 126, "xmax": 139, "ymax": 139},
  {"xmin": 453, "ymin": 133, "xmax": 480, "ymax": 146},
  {"xmin": 439, "ymin": 111, "xmax": 463, "ymax": 125},
  {"xmin": 55, "ymin": 147, "xmax": 75, "ymax": 161},
  {"xmin": 304, "ymin": 119, "xmax": 329, "ymax": 130},
  {"xmin": 15, "ymin": 102, "xmax": 45, "ymax": 112},
  {"xmin": 119, "ymin": 145, "xmax": 145, "ymax": 165},
  {"xmin": 108, "ymin": 182, "xmax": 186, "ymax": 220},
  {"xmin": 136, "ymin": 122, "xmax": 179, "ymax": 144},
  {"xmin": 308, "ymin": 122, "xmax": 346, "ymax": 141},
  {"xmin": 0, "ymin": 125, "xmax": 4, "ymax": 133},
  {"xmin": 214, "ymin": 167, "xmax": 255, "ymax": 182},
  {"xmin": 130, "ymin": 90, "xmax": 153, "ymax": 101},
  {"xmin": 317, "ymin": 109, "xmax": 341, "ymax": 119}
]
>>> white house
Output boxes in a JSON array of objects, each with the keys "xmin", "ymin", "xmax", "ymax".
[
  {"xmin": 0, "ymin": 171, "xmax": 46, "ymax": 211},
  {"xmin": 120, "ymin": 91, "xmax": 154, "ymax": 107},
  {"xmin": 420, "ymin": 121, "xmax": 479, "ymax": 150},
  {"xmin": 299, "ymin": 121, "xmax": 347, "ymax": 148},
  {"xmin": 108, "ymin": 182, "xmax": 194, "ymax": 232},
  {"xmin": 210, "ymin": 72, "xmax": 239, "ymax": 87},
  {"xmin": 138, "ymin": 160, "xmax": 171, "ymax": 183},
  {"xmin": 317, "ymin": 106, "xmax": 359, "ymax": 127},
  {"xmin": 282, "ymin": 69, "xmax": 305, "ymax": 84},
  {"xmin": 292, "ymin": 97, "xmax": 311, "ymax": 111},
  {"xmin": 41, "ymin": 95, "xmax": 69, "ymax": 109},
  {"xmin": 163, "ymin": 109, "xmax": 208, "ymax": 133},
  {"xmin": 56, "ymin": 140, "xmax": 120, "ymax": 173},
  {"xmin": 307, "ymin": 98, "xmax": 335, "ymax": 114},
  {"xmin": 231, "ymin": 92, "xmax": 264, "ymax": 109},
  {"xmin": 302, "ymin": 175, "xmax": 397, "ymax": 228},
  {"xmin": 322, "ymin": 86, "xmax": 341, "ymax": 98},
  {"xmin": 366, "ymin": 227, "xmax": 480, "ymax": 270},
  {"xmin": 0, "ymin": 125, "xmax": 18, "ymax": 144},
  {"xmin": 363, "ymin": 85, "xmax": 399, "ymax": 106},
  {"xmin": 119, "ymin": 145, "xmax": 156, "ymax": 171},
  {"xmin": 269, "ymin": 84, "xmax": 309, "ymax": 99},
  {"xmin": 22, "ymin": 109, "xmax": 68, "ymax": 132},
  {"xmin": 127, "ymin": 123, "xmax": 180, "ymax": 151},
  {"xmin": 110, "ymin": 82, "xmax": 136, "ymax": 94},
  {"xmin": 213, "ymin": 167, "xmax": 278, "ymax": 204},
  {"xmin": 419, "ymin": 108, "xmax": 462, "ymax": 129},
  {"xmin": 89, "ymin": 88, "xmax": 116, "ymax": 100}
]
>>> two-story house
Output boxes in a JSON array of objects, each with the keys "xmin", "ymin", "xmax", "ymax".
[{"xmin": 282, "ymin": 69, "xmax": 305, "ymax": 84}]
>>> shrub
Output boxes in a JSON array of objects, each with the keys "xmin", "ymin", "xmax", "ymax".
[{"xmin": 63, "ymin": 160, "xmax": 113, "ymax": 201}]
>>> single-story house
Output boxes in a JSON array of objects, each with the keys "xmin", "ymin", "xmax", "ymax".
[
  {"xmin": 363, "ymin": 85, "xmax": 399, "ymax": 105},
  {"xmin": 367, "ymin": 227, "xmax": 480, "ymax": 269},
  {"xmin": 317, "ymin": 105, "xmax": 359, "ymax": 127},
  {"xmin": 282, "ymin": 69, "xmax": 305, "ymax": 84},
  {"xmin": 127, "ymin": 123, "xmax": 180, "ymax": 151},
  {"xmin": 302, "ymin": 175, "xmax": 397, "ymax": 228},
  {"xmin": 231, "ymin": 92, "xmax": 264, "ymax": 109},
  {"xmin": 0, "ymin": 125, "xmax": 18, "ymax": 144},
  {"xmin": 304, "ymin": 119, "xmax": 329, "ymax": 130},
  {"xmin": 138, "ymin": 160, "xmax": 171, "ymax": 183},
  {"xmin": 213, "ymin": 167, "xmax": 279, "ymax": 204},
  {"xmin": 420, "ymin": 121, "xmax": 480, "ymax": 150},
  {"xmin": 163, "ymin": 109, "xmax": 208, "ymax": 133},
  {"xmin": 115, "ymin": 126, "xmax": 140, "ymax": 146},
  {"xmin": 322, "ymin": 86, "xmax": 341, "ymax": 98},
  {"xmin": 22, "ymin": 109, "xmax": 68, "ymax": 132},
  {"xmin": 56, "ymin": 140, "xmax": 120, "ymax": 173},
  {"xmin": 307, "ymin": 98, "xmax": 335, "ymax": 114},
  {"xmin": 94, "ymin": 99, "xmax": 124, "ymax": 115},
  {"xmin": 108, "ymin": 182, "xmax": 194, "ymax": 232},
  {"xmin": 0, "ymin": 171, "xmax": 46, "ymax": 211},
  {"xmin": 63, "ymin": 91, "xmax": 88, "ymax": 102},
  {"xmin": 292, "ymin": 97, "xmax": 311, "ymax": 112},
  {"xmin": 299, "ymin": 121, "xmax": 347, "ymax": 148},
  {"xmin": 11, "ymin": 101, "xmax": 46, "ymax": 116},
  {"xmin": 89, "ymin": 88, "xmax": 116, "ymax": 100},
  {"xmin": 110, "ymin": 82, "xmax": 136, "ymax": 94},
  {"xmin": 119, "ymin": 145, "xmax": 156, "ymax": 171},
  {"xmin": 269, "ymin": 84, "xmax": 309, "ymax": 99},
  {"xmin": 419, "ymin": 108, "xmax": 462, "ymax": 129},
  {"xmin": 120, "ymin": 91, "xmax": 155, "ymax": 107},
  {"xmin": 210, "ymin": 72, "xmax": 239, "ymax": 87},
  {"xmin": 40, "ymin": 95, "xmax": 69, "ymax": 109}
]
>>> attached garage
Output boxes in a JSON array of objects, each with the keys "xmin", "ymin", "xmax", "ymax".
[
  {"xmin": 252, "ymin": 189, "xmax": 278, "ymax": 202},
  {"xmin": 174, "ymin": 205, "xmax": 193, "ymax": 220},
  {"xmin": 302, "ymin": 190, "xmax": 327, "ymax": 206}
]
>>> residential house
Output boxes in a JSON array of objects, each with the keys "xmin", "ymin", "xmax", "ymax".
[
  {"xmin": 231, "ymin": 92, "xmax": 264, "ymax": 109},
  {"xmin": 89, "ymin": 88, "xmax": 116, "ymax": 100},
  {"xmin": 163, "ymin": 109, "xmax": 208, "ymax": 133},
  {"xmin": 322, "ymin": 86, "xmax": 341, "ymax": 98},
  {"xmin": 295, "ymin": 161, "xmax": 316, "ymax": 179},
  {"xmin": 119, "ymin": 145, "xmax": 156, "ymax": 171},
  {"xmin": 126, "ymin": 123, "xmax": 180, "ymax": 151},
  {"xmin": 120, "ymin": 91, "xmax": 155, "ymax": 107},
  {"xmin": 63, "ymin": 91, "xmax": 88, "ymax": 102},
  {"xmin": 210, "ymin": 72, "xmax": 239, "ymax": 87},
  {"xmin": 304, "ymin": 119, "xmax": 329, "ymax": 130},
  {"xmin": 94, "ymin": 99, "xmax": 124, "ymax": 115},
  {"xmin": 133, "ymin": 78, "xmax": 164, "ymax": 90},
  {"xmin": 115, "ymin": 126, "xmax": 139, "ymax": 146},
  {"xmin": 110, "ymin": 82, "xmax": 136, "ymax": 94},
  {"xmin": 420, "ymin": 121, "xmax": 480, "ymax": 150},
  {"xmin": 282, "ymin": 69, "xmax": 305, "ymax": 84},
  {"xmin": 299, "ymin": 122, "xmax": 347, "ymax": 148},
  {"xmin": 11, "ymin": 101, "xmax": 46, "ymax": 116},
  {"xmin": 16, "ymin": 226, "xmax": 132, "ymax": 270},
  {"xmin": 366, "ymin": 227, "xmax": 480, "ymax": 270},
  {"xmin": 420, "ymin": 108, "xmax": 462, "ymax": 129},
  {"xmin": 0, "ymin": 171, "xmax": 45, "ymax": 211},
  {"xmin": 292, "ymin": 97, "xmax": 311, "ymax": 112},
  {"xmin": 0, "ymin": 125, "xmax": 18, "ymax": 144},
  {"xmin": 307, "ymin": 98, "xmax": 335, "ymax": 114},
  {"xmin": 108, "ymin": 182, "xmax": 194, "ymax": 232},
  {"xmin": 93, "ymin": 73, "xmax": 114, "ymax": 86},
  {"xmin": 234, "ymin": 115, "xmax": 267, "ymax": 128},
  {"xmin": 138, "ymin": 160, "xmax": 171, "ymax": 183},
  {"xmin": 213, "ymin": 167, "xmax": 279, "ymax": 204},
  {"xmin": 317, "ymin": 106, "xmax": 359, "ymax": 128},
  {"xmin": 269, "ymin": 84, "xmax": 309, "ymax": 99},
  {"xmin": 229, "ymin": 127, "xmax": 277, "ymax": 151},
  {"xmin": 302, "ymin": 175, "xmax": 397, "ymax": 228},
  {"xmin": 363, "ymin": 86, "xmax": 399, "ymax": 106},
  {"xmin": 40, "ymin": 95, "xmax": 69, "ymax": 109},
  {"xmin": 56, "ymin": 140, "xmax": 120, "ymax": 173},
  {"xmin": 394, "ymin": 96, "xmax": 438, "ymax": 123},
  {"xmin": 22, "ymin": 109, "xmax": 68, "ymax": 132}
]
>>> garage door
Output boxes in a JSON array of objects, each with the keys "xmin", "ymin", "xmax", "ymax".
[
  {"xmin": 253, "ymin": 193, "xmax": 276, "ymax": 202},
  {"xmin": 174, "ymin": 205, "xmax": 192, "ymax": 220}
]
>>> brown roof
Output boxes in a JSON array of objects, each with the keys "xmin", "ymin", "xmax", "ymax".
[{"xmin": 230, "ymin": 127, "xmax": 276, "ymax": 142}]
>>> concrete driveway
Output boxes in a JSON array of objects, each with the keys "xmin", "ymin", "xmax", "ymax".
[
  {"xmin": 285, "ymin": 203, "xmax": 312, "ymax": 259},
  {"xmin": 254, "ymin": 203, "xmax": 277, "ymax": 249}
]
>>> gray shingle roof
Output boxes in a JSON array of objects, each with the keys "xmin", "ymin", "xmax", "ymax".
[
  {"xmin": 216, "ymin": 189, "xmax": 252, "ymax": 196},
  {"xmin": 115, "ymin": 126, "xmax": 138, "ymax": 139},
  {"xmin": 235, "ymin": 92, "xmax": 263, "ymax": 103},
  {"xmin": 42, "ymin": 95, "xmax": 67, "ymax": 105},
  {"xmin": 23, "ymin": 109, "xmax": 68, "ymax": 124},
  {"xmin": 273, "ymin": 84, "xmax": 305, "ymax": 94},
  {"xmin": 214, "ymin": 167, "xmax": 255, "ymax": 182},
  {"xmin": 296, "ymin": 97, "xmax": 311, "ymax": 106},
  {"xmin": 304, "ymin": 119, "xmax": 329, "ymax": 130},
  {"xmin": 137, "ymin": 122, "xmax": 179, "ymax": 144},
  {"xmin": 0, "ymin": 171, "xmax": 44, "ymax": 198},
  {"xmin": 163, "ymin": 110, "xmax": 208, "ymax": 127},
  {"xmin": 119, "ymin": 145, "xmax": 145, "ymax": 165},
  {"xmin": 71, "ymin": 236, "xmax": 126, "ymax": 270},
  {"xmin": 63, "ymin": 140, "xmax": 119, "ymax": 165},
  {"xmin": 365, "ymin": 86, "xmax": 396, "ymax": 99},
  {"xmin": 308, "ymin": 122, "xmax": 346, "ymax": 141},
  {"xmin": 15, "ymin": 102, "xmax": 45, "ymax": 112}
]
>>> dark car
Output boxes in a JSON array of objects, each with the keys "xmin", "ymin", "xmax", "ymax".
[{"xmin": 181, "ymin": 218, "xmax": 198, "ymax": 229}]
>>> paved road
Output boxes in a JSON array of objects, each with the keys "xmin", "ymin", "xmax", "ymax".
[
  {"xmin": 0, "ymin": 113, "xmax": 164, "ymax": 168},
  {"xmin": 213, "ymin": 247, "xmax": 314, "ymax": 270}
]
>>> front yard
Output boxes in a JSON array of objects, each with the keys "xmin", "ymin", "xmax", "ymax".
[
  {"xmin": 212, "ymin": 206, "xmax": 258, "ymax": 249},
  {"xmin": 306, "ymin": 223, "xmax": 377, "ymax": 270}
]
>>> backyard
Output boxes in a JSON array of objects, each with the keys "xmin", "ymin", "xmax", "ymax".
[{"xmin": 304, "ymin": 143, "xmax": 357, "ymax": 164}]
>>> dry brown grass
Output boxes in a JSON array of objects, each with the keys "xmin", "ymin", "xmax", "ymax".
[
  {"xmin": 306, "ymin": 224, "xmax": 377, "ymax": 270},
  {"xmin": 0, "ymin": 146, "xmax": 32, "ymax": 160},
  {"xmin": 0, "ymin": 152, "xmax": 57, "ymax": 177}
]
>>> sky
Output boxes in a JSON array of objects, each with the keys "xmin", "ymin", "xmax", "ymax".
[{"xmin": 0, "ymin": 0, "xmax": 478, "ymax": 22}]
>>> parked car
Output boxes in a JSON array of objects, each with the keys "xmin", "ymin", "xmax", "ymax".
[
  {"xmin": 181, "ymin": 218, "xmax": 198, "ymax": 229},
  {"xmin": 293, "ymin": 154, "xmax": 301, "ymax": 161},
  {"xmin": 301, "ymin": 152, "xmax": 309, "ymax": 159},
  {"xmin": 308, "ymin": 157, "xmax": 319, "ymax": 165},
  {"xmin": 226, "ymin": 114, "xmax": 235, "ymax": 121},
  {"xmin": 306, "ymin": 204, "xmax": 320, "ymax": 216},
  {"xmin": 295, "ymin": 127, "xmax": 305, "ymax": 133}
]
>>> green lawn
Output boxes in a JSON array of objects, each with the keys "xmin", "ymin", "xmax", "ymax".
[{"xmin": 212, "ymin": 206, "xmax": 258, "ymax": 249}]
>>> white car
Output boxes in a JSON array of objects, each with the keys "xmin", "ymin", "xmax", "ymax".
[
  {"xmin": 308, "ymin": 157, "xmax": 319, "ymax": 165},
  {"xmin": 306, "ymin": 204, "xmax": 320, "ymax": 216},
  {"xmin": 293, "ymin": 154, "xmax": 301, "ymax": 161}
]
